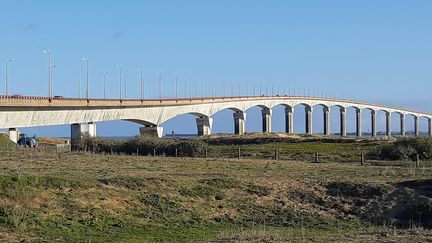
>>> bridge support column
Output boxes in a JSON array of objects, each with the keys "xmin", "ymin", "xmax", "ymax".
[
  {"xmin": 262, "ymin": 108, "xmax": 272, "ymax": 133},
  {"xmin": 356, "ymin": 109, "xmax": 362, "ymax": 137},
  {"xmin": 285, "ymin": 107, "xmax": 293, "ymax": 134},
  {"xmin": 386, "ymin": 112, "xmax": 392, "ymax": 137},
  {"xmin": 196, "ymin": 117, "xmax": 213, "ymax": 136},
  {"xmin": 323, "ymin": 107, "xmax": 330, "ymax": 135},
  {"xmin": 428, "ymin": 119, "xmax": 432, "ymax": 137},
  {"xmin": 340, "ymin": 107, "xmax": 346, "ymax": 137},
  {"xmin": 233, "ymin": 112, "xmax": 246, "ymax": 135},
  {"xmin": 400, "ymin": 114, "xmax": 405, "ymax": 136},
  {"xmin": 71, "ymin": 122, "xmax": 97, "ymax": 139},
  {"xmin": 414, "ymin": 116, "xmax": 419, "ymax": 137},
  {"xmin": 305, "ymin": 106, "xmax": 312, "ymax": 135},
  {"xmin": 139, "ymin": 125, "xmax": 164, "ymax": 138},
  {"xmin": 8, "ymin": 128, "xmax": 19, "ymax": 143},
  {"xmin": 371, "ymin": 110, "xmax": 377, "ymax": 138}
]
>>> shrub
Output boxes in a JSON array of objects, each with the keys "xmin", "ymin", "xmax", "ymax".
[
  {"xmin": 71, "ymin": 136, "xmax": 208, "ymax": 157},
  {"xmin": 370, "ymin": 137, "xmax": 432, "ymax": 160}
]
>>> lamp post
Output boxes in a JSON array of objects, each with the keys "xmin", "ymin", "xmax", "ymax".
[
  {"xmin": 42, "ymin": 50, "xmax": 51, "ymax": 98},
  {"xmin": 222, "ymin": 80, "xmax": 224, "ymax": 98},
  {"xmin": 82, "ymin": 58, "xmax": 89, "ymax": 100},
  {"xmin": 175, "ymin": 74, "xmax": 178, "ymax": 99},
  {"xmin": 138, "ymin": 68, "xmax": 143, "ymax": 101},
  {"xmin": 51, "ymin": 65, "xmax": 56, "ymax": 96},
  {"xmin": 103, "ymin": 72, "xmax": 108, "ymax": 99},
  {"xmin": 4, "ymin": 58, "xmax": 13, "ymax": 96},
  {"xmin": 78, "ymin": 68, "xmax": 83, "ymax": 98},
  {"xmin": 124, "ymin": 74, "xmax": 128, "ymax": 99},
  {"xmin": 158, "ymin": 72, "xmax": 162, "ymax": 101},
  {"xmin": 116, "ymin": 65, "xmax": 122, "ymax": 100}
]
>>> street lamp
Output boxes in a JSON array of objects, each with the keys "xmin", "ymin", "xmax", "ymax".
[
  {"xmin": 158, "ymin": 72, "xmax": 162, "ymax": 101},
  {"xmin": 103, "ymin": 72, "xmax": 108, "ymax": 99},
  {"xmin": 51, "ymin": 65, "xmax": 56, "ymax": 95},
  {"xmin": 124, "ymin": 74, "xmax": 128, "ymax": 99},
  {"xmin": 116, "ymin": 65, "xmax": 122, "ymax": 100},
  {"xmin": 175, "ymin": 74, "xmax": 178, "ymax": 99},
  {"xmin": 138, "ymin": 68, "xmax": 144, "ymax": 101},
  {"xmin": 78, "ymin": 68, "xmax": 83, "ymax": 98},
  {"xmin": 42, "ymin": 50, "xmax": 51, "ymax": 98},
  {"xmin": 82, "ymin": 58, "xmax": 89, "ymax": 100},
  {"xmin": 4, "ymin": 58, "xmax": 13, "ymax": 96}
]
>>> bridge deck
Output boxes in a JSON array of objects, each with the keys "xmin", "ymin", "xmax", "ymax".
[{"xmin": 0, "ymin": 95, "xmax": 429, "ymax": 117}]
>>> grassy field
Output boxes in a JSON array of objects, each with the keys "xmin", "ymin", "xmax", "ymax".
[{"xmin": 0, "ymin": 145, "xmax": 431, "ymax": 242}]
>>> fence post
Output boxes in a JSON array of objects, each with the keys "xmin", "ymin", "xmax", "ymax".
[
  {"xmin": 416, "ymin": 154, "xmax": 420, "ymax": 168},
  {"xmin": 275, "ymin": 149, "xmax": 278, "ymax": 160},
  {"xmin": 175, "ymin": 147, "xmax": 178, "ymax": 157},
  {"xmin": 153, "ymin": 148, "xmax": 156, "ymax": 157},
  {"xmin": 136, "ymin": 148, "xmax": 139, "ymax": 156},
  {"xmin": 360, "ymin": 153, "xmax": 365, "ymax": 166},
  {"xmin": 205, "ymin": 147, "xmax": 208, "ymax": 159},
  {"xmin": 315, "ymin": 152, "xmax": 319, "ymax": 163},
  {"xmin": 238, "ymin": 147, "xmax": 241, "ymax": 159}
]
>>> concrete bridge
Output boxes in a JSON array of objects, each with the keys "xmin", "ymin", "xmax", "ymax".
[{"xmin": 1, "ymin": 95, "xmax": 431, "ymax": 142}]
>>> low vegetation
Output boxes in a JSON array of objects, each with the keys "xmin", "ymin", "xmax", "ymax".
[
  {"xmin": 71, "ymin": 135, "xmax": 208, "ymax": 157},
  {"xmin": 0, "ymin": 146, "xmax": 431, "ymax": 241},
  {"xmin": 370, "ymin": 137, "xmax": 432, "ymax": 160}
]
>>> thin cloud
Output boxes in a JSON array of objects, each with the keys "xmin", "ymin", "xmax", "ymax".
[
  {"xmin": 113, "ymin": 31, "xmax": 124, "ymax": 39},
  {"xmin": 21, "ymin": 24, "xmax": 40, "ymax": 33}
]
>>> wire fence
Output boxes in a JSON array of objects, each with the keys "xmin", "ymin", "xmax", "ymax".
[{"xmin": 1, "ymin": 144, "xmax": 430, "ymax": 169}]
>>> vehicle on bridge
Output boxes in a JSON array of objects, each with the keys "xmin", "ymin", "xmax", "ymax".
[{"xmin": 17, "ymin": 134, "xmax": 38, "ymax": 148}]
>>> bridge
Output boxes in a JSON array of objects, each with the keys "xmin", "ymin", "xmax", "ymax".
[{"xmin": 0, "ymin": 95, "xmax": 431, "ymax": 142}]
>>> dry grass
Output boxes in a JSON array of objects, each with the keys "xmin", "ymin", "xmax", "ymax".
[{"xmin": 0, "ymin": 150, "xmax": 431, "ymax": 241}]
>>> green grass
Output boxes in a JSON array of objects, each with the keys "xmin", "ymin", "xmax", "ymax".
[
  {"xmin": 0, "ymin": 133, "xmax": 15, "ymax": 148},
  {"xmin": 208, "ymin": 140, "xmax": 379, "ymax": 163}
]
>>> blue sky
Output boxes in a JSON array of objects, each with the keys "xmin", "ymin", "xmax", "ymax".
[{"xmin": 1, "ymin": 1, "xmax": 431, "ymax": 136}]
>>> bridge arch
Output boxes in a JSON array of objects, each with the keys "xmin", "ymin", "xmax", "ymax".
[
  {"xmin": 210, "ymin": 107, "xmax": 245, "ymax": 135},
  {"xmin": 292, "ymin": 103, "xmax": 313, "ymax": 135},
  {"xmin": 311, "ymin": 104, "xmax": 329, "ymax": 135}
]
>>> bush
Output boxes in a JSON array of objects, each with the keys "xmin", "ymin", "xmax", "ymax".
[
  {"xmin": 370, "ymin": 137, "xmax": 432, "ymax": 160},
  {"xmin": 71, "ymin": 135, "xmax": 208, "ymax": 157}
]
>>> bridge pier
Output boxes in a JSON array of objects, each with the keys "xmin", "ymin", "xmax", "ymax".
[
  {"xmin": 400, "ymin": 114, "xmax": 405, "ymax": 136},
  {"xmin": 356, "ymin": 109, "xmax": 362, "ymax": 137},
  {"xmin": 305, "ymin": 106, "xmax": 312, "ymax": 135},
  {"xmin": 262, "ymin": 108, "xmax": 272, "ymax": 133},
  {"xmin": 233, "ymin": 112, "xmax": 246, "ymax": 135},
  {"xmin": 323, "ymin": 107, "xmax": 330, "ymax": 135},
  {"xmin": 428, "ymin": 118, "xmax": 432, "ymax": 137},
  {"xmin": 8, "ymin": 128, "xmax": 19, "ymax": 143},
  {"xmin": 196, "ymin": 117, "xmax": 213, "ymax": 136},
  {"xmin": 139, "ymin": 125, "xmax": 163, "ymax": 138},
  {"xmin": 427, "ymin": 118, "xmax": 432, "ymax": 137},
  {"xmin": 386, "ymin": 112, "xmax": 392, "ymax": 137},
  {"xmin": 71, "ymin": 122, "xmax": 96, "ymax": 139},
  {"xmin": 414, "ymin": 116, "xmax": 419, "ymax": 137},
  {"xmin": 285, "ymin": 107, "xmax": 294, "ymax": 134},
  {"xmin": 371, "ymin": 110, "xmax": 377, "ymax": 138},
  {"xmin": 340, "ymin": 107, "xmax": 346, "ymax": 137}
]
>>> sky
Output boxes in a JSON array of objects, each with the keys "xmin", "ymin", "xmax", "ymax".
[{"xmin": 0, "ymin": 0, "xmax": 431, "ymax": 137}]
